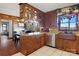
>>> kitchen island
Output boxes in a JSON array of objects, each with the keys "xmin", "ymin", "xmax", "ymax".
[{"xmin": 19, "ymin": 32, "xmax": 46, "ymax": 55}]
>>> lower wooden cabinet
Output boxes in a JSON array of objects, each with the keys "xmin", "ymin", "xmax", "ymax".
[
  {"xmin": 56, "ymin": 33, "xmax": 77, "ymax": 53},
  {"xmin": 63, "ymin": 40, "xmax": 77, "ymax": 53},
  {"xmin": 55, "ymin": 36, "xmax": 63, "ymax": 50},
  {"xmin": 19, "ymin": 34, "xmax": 45, "ymax": 55},
  {"xmin": 76, "ymin": 36, "xmax": 79, "ymax": 54}
]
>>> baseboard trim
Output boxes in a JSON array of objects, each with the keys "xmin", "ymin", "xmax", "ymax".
[{"xmin": 46, "ymin": 45, "xmax": 56, "ymax": 48}]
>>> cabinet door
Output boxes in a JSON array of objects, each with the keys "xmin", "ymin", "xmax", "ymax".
[
  {"xmin": 25, "ymin": 36, "xmax": 36, "ymax": 55},
  {"xmin": 63, "ymin": 40, "xmax": 76, "ymax": 53},
  {"xmin": 63, "ymin": 40, "xmax": 71, "ymax": 52},
  {"xmin": 76, "ymin": 36, "xmax": 79, "ymax": 53},
  {"xmin": 55, "ymin": 36, "xmax": 63, "ymax": 50},
  {"xmin": 40, "ymin": 35, "xmax": 45, "ymax": 47},
  {"xmin": 19, "ymin": 36, "xmax": 28, "ymax": 55},
  {"xmin": 31, "ymin": 36, "xmax": 40, "ymax": 51},
  {"xmin": 45, "ymin": 34, "xmax": 51, "ymax": 45}
]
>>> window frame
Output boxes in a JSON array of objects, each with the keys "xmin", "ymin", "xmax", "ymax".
[{"xmin": 58, "ymin": 14, "xmax": 78, "ymax": 31}]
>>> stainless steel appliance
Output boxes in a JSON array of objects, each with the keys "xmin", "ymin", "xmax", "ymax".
[{"xmin": 46, "ymin": 33, "xmax": 55, "ymax": 47}]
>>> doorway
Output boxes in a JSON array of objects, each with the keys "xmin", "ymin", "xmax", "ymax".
[
  {"xmin": 2, "ymin": 22, "xmax": 9, "ymax": 36},
  {"xmin": 0, "ymin": 19, "xmax": 13, "ymax": 38}
]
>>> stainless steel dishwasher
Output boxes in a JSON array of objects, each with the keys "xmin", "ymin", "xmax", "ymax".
[{"xmin": 46, "ymin": 33, "xmax": 56, "ymax": 47}]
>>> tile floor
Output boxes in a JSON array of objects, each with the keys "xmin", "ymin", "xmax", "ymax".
[
  {"xmin": 12, "ymin": 46, "xmax": 79, "ymax": 56},
  {"xmin": 12, "ymin": 52, "xmax": 24, "ymax": 56}
]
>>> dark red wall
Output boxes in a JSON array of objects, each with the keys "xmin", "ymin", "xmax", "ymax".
[{"xmin": 44, "ymin": 10, "xmax": 57, "ymax": 28}]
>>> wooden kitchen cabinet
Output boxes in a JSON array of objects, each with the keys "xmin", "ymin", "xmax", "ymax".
[
  {"xmin": 19, "ymin": 3, "xmax": 44, "ymax": 29},
  {"xmin": 19, "ymin": 3, "xmax": 44, "ymax": 21},
  {"xmin": 63, "ymin": 39, "xmax": 77, "ymax": 53},
  {"xmin": 19, "ymin": 34, "xmax": 45, "ymax": 55},
  {"xmin": 56, "ymin": 33, "xmax": 77, "ymax": 53},
  {"xmin": 55, "ymin": 35, "xmax": 63, "ymax": 50},
  {"xmin": 19, "ymin": 36, "xmax": 28, "ymax": 55},
  {"xmin": 76, "ymin": 36, "xmax": 79, "ymax": 54},
  {"xmin": 39, "ymin": 34, "xmax": 45, "ymax": 47}
]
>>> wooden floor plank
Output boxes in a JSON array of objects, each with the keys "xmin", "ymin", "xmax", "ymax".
[{"xmin": 0, "ymin": 36, "xmax": 18, "ymax": 56}]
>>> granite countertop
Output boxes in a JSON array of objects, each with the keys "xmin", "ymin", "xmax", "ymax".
[
  {"xmin": 21, "ymin": 32, "xmax": 44, "ymax": 36},
  {"xmin": 42, "ymin": 32, "xmax": 59, "ymax": 35},
  {"xmin": 20, "ymin": 32, "xmax": 60, "ymax": 36}
]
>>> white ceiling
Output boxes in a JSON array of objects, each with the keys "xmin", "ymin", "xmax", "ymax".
[
  {"xmin": 29, "ymin": 3, "xmax": 77, "ymax": 12},
  {"xmin": 0, "ymin": 3, "xmax": 19, "ymax": 16},
  {"xmin": 0, "ymin": 3, "xmax": 77, "ymax": 16}
]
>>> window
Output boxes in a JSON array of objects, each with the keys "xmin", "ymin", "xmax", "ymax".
[
  {"xmin": 58, "ymin": 14, "xmax": 78, "ymax": 31},
  {"xmin": 2, "ymin": 24, "xmax": 7, "ymax": 31}
]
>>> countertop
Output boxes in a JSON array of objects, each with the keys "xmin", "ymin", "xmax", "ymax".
[
  {"xmin": 21, "ymin": 32, "xmax": 44, "ymax": 36},
  {"xmin": 21, "ymin": 32, "xmax": 59, "ymax": 36}
]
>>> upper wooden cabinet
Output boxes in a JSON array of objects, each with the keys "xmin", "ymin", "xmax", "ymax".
[
  {"xmin": 20, "ymin": 4, "xmax": 37, "ymax": 19},
  {"xmin": 19, "ymin": 3, "xmax": 43, "ymax": 20},
  {"xmin": 19, "ymin": 3, "xmax": 44, "ymax": 27}
]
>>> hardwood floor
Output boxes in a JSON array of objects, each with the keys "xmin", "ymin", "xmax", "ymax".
[{"xmin": 0, "ymin": 35, "xmax": 18, "ymax": 56}]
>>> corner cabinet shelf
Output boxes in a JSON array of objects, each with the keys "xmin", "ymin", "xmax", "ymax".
[
  {"xmin": 25, "ymin": 7, "xmax": 38, "ymax": 20},
  {"xmin": 19, "ymin": 3, "xmax": 38, "ymax": 20},
  {"xmin": 19, "ymin": 3, "xmax": 44, "ymax": 31}
]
